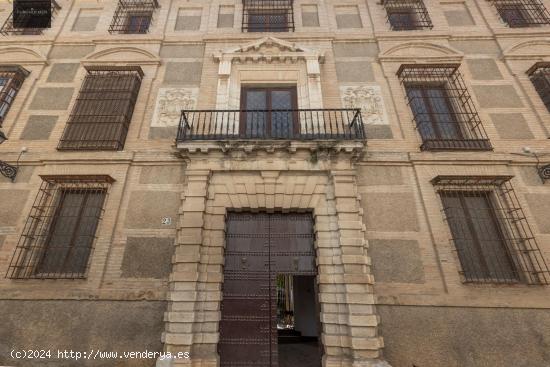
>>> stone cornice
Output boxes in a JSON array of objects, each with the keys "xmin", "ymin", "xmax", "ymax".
[{"xmin": 213, "ymin": 36, "xmax": 325, "ymax": 77}]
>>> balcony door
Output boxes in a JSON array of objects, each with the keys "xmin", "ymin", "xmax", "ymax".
[{"xmin": 240, "ymin": 86, "xmax": 298, "ymax": 139}]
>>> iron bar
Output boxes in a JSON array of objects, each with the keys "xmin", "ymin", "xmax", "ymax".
[
  {"xmin": 176, "ymin": 108, "xmax": 365, "ymax": 142},
  {"xmin": 109, "ymin": 0, "xmax": 159, "ymax": 34},
  {"xmin": 527, "ymin": 62, "xmax": 550, "ymax": 113},
  {"xmin": 382, "ymin": 0, "xmax": 433, "ymax": 30},
  {"xmin": 242, "ymin": 0, "xmax": 295, "ymax": 32},
  {"xmin": 0, "ymin": 65, "xmax": 29, "ymax": 126},
  {"xmin": 488, "ymin": 0, "xmax": 550, "ymax": 27},
  {"xmin": 432, "ymin": 175, "xmax": 550, "ymax": 285},
  {"xmin": 398, "ymin": 64, "xmax": 492, "ymax": 151},
  {"xmin": 6, "ymin": 175, "xmax": 114, "ymax": 279},
  {"xmin": 58, "ymin": 67, "xmax": 143, "ymax": 151}
]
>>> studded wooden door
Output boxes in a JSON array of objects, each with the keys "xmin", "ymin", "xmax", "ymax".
[{"xmin": 219, "ymin": 212, "xmax": 316, "ymax": 367}]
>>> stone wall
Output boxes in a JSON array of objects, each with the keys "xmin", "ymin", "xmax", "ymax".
[
  {"xmin": 378, "ymin": 305, "xmax": 550, "ymax": 367},
  {"xmin": 0, "ymin": 0, "xmax": 550, "ymax": 366},
  {"xmin": 0, "ymin": 300, "xmax": 166, "ymax": 367}
]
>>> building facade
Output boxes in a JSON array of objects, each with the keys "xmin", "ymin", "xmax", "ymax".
[{"xmin": 1, "ymin": 0, "xmax": 550, "ymax": 366}]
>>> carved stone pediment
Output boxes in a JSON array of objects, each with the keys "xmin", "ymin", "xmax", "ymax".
[{"xmin": 213, "ymin": 36, "xmax": 324, "ymax": 76}]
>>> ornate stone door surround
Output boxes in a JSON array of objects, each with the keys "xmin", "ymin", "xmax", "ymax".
[
  {"xmin": 213, "ymin": 36, "xmax": 325, "ymax": 110},
  {"xmin": 159, "ymin": 143, "xmax": 391, "ymax": 367}
]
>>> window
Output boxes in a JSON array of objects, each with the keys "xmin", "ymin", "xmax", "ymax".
[
  {"xmin": 6, "ymin": 175, "xmax": 113, "ymax": 279},
  {"xmin": 488, "ymin": 0, "xmax": 550, "ymax": 27},
  {"xmin": 527, "ymin": 62, "xmax": 550, "ymax": 112},
  {"xmin": 109, "ymin": 0, "xmax": 158, "ymax": 34},
  {"xmin": 383, "ymin": 0, "xmax": 433, "ymax": 30},
  {"xmin": 242, "ymin": 0, "xmax": 294, "ymax": 32},
  {"xmin": 240, "ymin": 86, "xmax": 298, "ymax": 138},
  {"xmin": 433, "ymin": 176, "xmax": 550, "ymax": 285},
  {"xmin": 0, "ymin": 65, "xmax": 29, "ymax": 126},
  {"xmin": 58, "ymin": 66, "xmax": 143, "ymax": 151},
  {"xmin": 398, "ymin": 64, "xmax": 492, "ymax": 151},
  {"xmin": 0, "ymin": 0, "xmax": 60, "ymax": 36}
]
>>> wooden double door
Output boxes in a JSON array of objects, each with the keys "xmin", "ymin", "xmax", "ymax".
[
  {"xmin": 219, "ymin": 212, "xmax": 317, "ymax": 367},
  {"xmin": 240, "ymin": 87, "xmax": 299, "ymax": 139}
]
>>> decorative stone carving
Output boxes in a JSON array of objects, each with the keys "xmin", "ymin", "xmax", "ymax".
[
  {"xmin": 340, "ymin": 85, "xmax": 388, "ymax": 125},
  {"xmin": 214, "ymin": 36, "xmax": 325, "ymax": 109},
  {"xmin": 151, "ymin": 87, "xmax": 198, "ymax": 127}
]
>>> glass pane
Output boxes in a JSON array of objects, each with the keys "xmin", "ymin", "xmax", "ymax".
[
  {"xmin": 0, "ymin": 77, "xmax": 8, "ymax": 92},
  {"xmin": 37, "ymin": 191, "xmax": 85, "ymax": 274},
  {"xmin": 68, "ymin": 190, "xmax": 106, "ymax": 274},
  {"xmin": 128, "ymin": 15, "xmax": 150, "ymax": 33},
  {"xmin": 406, "ymin": 87, "xmax": 435, "ymax": 139},
  {"xmin": 248, "ymin": 14, "xmax": 267, "ymax": 32},
  {"xmin": 463, "ymin": 195, "xmax": 517, "ymax": 281},
  {"xmin": 388, "ymin": 10, "xmax": 415, "ymax": 30},
  {"xmin": 426, "ymin": 88, "xmax": 461, "ymax": 139},
  {"xmin": 271, "ymin": 90, "xmax": 293, "ymax": 138},
  {"xmin": 248, "ymin": 12, "xmax": 288, "ymax": 32},
  {"xmin": 37, "ymin": 190, "xmax": 105, "ymax": 275},
  {"xmin": 245, "ymin": 90, "xmax": 267, "ymax": 137},
  {"xmin": 441, "ymin": 194, "xmax": 486, "ymax": 280},
  {"xmin": 0, "ymin": 102, "xmax": 8, "ymax": 118},
  {"xmin": 531, "ymin": 73, "xmax": 550, "ymax": 111},
  {"xmin": 500, "ymin": 7, "xmax": 528, "ymax": 26}
]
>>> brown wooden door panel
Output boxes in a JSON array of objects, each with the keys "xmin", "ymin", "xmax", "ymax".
[
  {"xmin": 240, "ymin": 87, "xmax": 298, "ymax": 138},
  {"xmin": 220, "ymin": 212, "xmax": 316, "ymax": 367}
]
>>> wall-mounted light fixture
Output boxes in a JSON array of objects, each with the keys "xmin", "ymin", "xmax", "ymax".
[
  {"xmin": 521, "ymin": 147, "xmax": 550, "ymax": 184},
  {"xmin": 0, "ymin": 131, "xmax": 26, "ymax": 182}
]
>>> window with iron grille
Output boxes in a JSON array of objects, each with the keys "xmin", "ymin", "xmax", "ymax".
[
  {"xmin": 432, "ymin": 176, "xmax": 550, "ymax": 285},
  {"xmin": 0, "ymin": 0, "xmax": 60, "ymax": 36},
  {"xmin": 109, "ymin": 0, "xmax": 159, "ymax": 34},
  {"xmin": 6, "ymin": 175, "xmax": 114, "ymax": 279},
  {"xmin": 488, "ymin": 0, "xmax": 550, "ymax": 27},
  {"xmin": 527, "ymin": 62, "xmax": 550, "ymax": 112},
  {"xmin": 58, "ymin": 66, "xmax": 143, "ymax": 151},
  {"xmin": 382, "ymin": 0, "xmax": 433, "ymax": 30},
  {"xmin": 0, "ymin": 65, "xmax": 29, "ymax": 127},
  {"xmin": 397, "ymin": 64, "xmax": 492, "ymax": 151},
  {"xmin": 242, "ymin": 0, "xmax": 295, "ymax": 32}
]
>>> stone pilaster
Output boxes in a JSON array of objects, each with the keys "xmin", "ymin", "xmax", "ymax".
[
  {"xmin": 159, "ymin": 169, "xmax": 213, "ymax": 367},
  {"xmin": 330, "ymin": 170, "xmax": 388, "ymax": 367}
]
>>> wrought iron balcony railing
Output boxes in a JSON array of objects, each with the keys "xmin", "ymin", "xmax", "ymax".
[{"xmin": 176, "ymin": 109, "xmax": 365, "ymax": 142}]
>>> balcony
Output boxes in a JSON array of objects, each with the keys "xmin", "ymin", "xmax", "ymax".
[{"xmin": 176, "ymin": 109, "xmax": 365, "ymax": 143}]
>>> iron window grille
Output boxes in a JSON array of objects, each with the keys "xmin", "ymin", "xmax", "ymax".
[
  {"xmin": 382, "ymin": 0, "xmax": 433, "ymax": 30},
  {"xmin": 527, "ymin": 62, "xmax": 550, "ymax": 113},
  {"xmin": 488, "ymin": 0, "xmax": 550, "ymax": 27},
  {"xmin": 398, "ymin": 64, "xmax": 492, "ymax": 151},
  {"xmin": 0, "ymin": 65, "xmax": 29, "ymax": 127},
  {"xmin": 242, "ymin": 0, "xmax": 295, "ymax": 32},
  {"xmin": 0, "ymin": 0, "xmax": 60, "ymax": 36},
  {"xmin": 58, "ymin": 66, "xmax": 143, "ymax": 151},
  {"xmin": 109, "ymin": 0, "xmax": 159, "ymax": 34},
  {"xmin": 6, "ymin": 175, "xmax": 114, "ymax": 280},
  {"xmin": 432, "ymin": 176, "xmax": 550, "ymax": 285}
]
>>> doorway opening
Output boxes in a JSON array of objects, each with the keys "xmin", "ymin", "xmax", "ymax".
[
  {"xmin": 277, "ymin": 274, "xmax": 322, "ymax": 367},
  {"xmin": 219, "ymin": 212, "xmax": 322, "ymax": 367}
]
